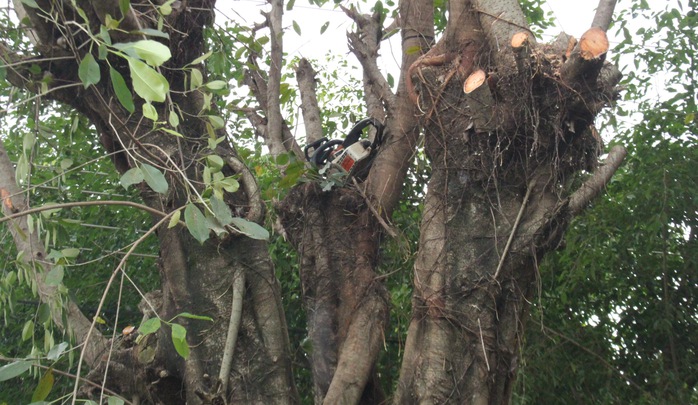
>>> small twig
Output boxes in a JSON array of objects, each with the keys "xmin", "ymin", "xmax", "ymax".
[
  {"xmin": 71, "ymin": 211, "xmax": 176, "ymax": 405},
  {"xmin": 352, "ymin": 177, "xmax": 398, "ymax": 238},
  {"xmin": 477, "ymin": 318, "xmax": 490, "ymax": 371},
  {"xmin": 219, "ymin": 270, "xmax": 246, "ymax": 396},
  {"xmin": 0, "ymin": 200, "xmax": 170, "ymax": 224},
  {"xmin": 493, "ymin": 178, "xmax": 536, "ymax": 280}
]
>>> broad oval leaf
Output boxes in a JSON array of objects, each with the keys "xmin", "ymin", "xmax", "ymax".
[
  {"xmin": 109, "ymin": 67, "xmax": 135, "ymax": 113},
  {"xmin": 138, "ymin": 317, "xmax": 161, "ymax": 335},
  {"xmin": 78, "ymin": 54, "xmax": 101, "ymax": 88},
  {"xmin": 126, "ymin": 57, "xmax": 169, "ymax": 102},
  {"xmin": 120, "ymin": 167, "xmax": 144, "ymax": 189},
  {"xmin": 204, "ymin": 80, "xmax": 227, "ymax": 91},
  {"xmin": 44, "ymin": 265, "xmax": 64, "ymax": 286},
  {"xmin": 141, "ymin": 163, "xmax": 168, "ymax": 194},
  {"xmin": 184, "ymin": 203, "xmax": 209, "ymax": 244},
  {"xmin": 46, "ymin": 342, "xmax": 69, "ymax": 361},
  {"xmin": 114, "ymin": 40, "xmax": 171, "ymax": 67},
  {"xmin": 171, "ymin": 323, "xmax": 190, "ymax": 359},
  {"xmin": 22, "ymin": 320, "xmax": 34, "ymax": 342},
  {"xmin": 107, "ymin": 396, "xmax": 125, "ymax": 405},
  {"xmin": 0, "ymin": 360, "xmax": 32, "ymax": 381},
  {"xmin": 210, "ymin": 194, "xmax": 233, "ymax": 226},
  {"xmin": 230, "ymin": 217, "xmax": 269, "ymax": 240},
  {"xmin": 31, "ymin": 369, "xmax": 54, "ymax": 402},
  {"xmin": 167, "ymin": 209, "xmax": 181, "ymax": 229},
  {"xmin": 142, "ymin": 102, "xmax": 158, "ymax": 121}
]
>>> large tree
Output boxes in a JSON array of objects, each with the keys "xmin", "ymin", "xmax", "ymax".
[{"xmin": 0, "ymin": 0, "xmax": 625, "ymax": 404}]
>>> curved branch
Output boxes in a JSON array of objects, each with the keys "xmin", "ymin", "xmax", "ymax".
[
  {"xmin": 0, "ymin": 199, "xmax": 171, "ymax": 224},
  {"xmin": 218, "ymin": 270, "xmax": 245, "ymax": 396},
  {"xmin": 295, "ymin": 58, "xmax": 324, "ymax": 144},
  {"xmin": 569, "ymin": 145, "xmax": 627, "ymax": 215}
]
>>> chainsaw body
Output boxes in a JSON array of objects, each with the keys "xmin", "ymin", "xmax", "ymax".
[{"xmin": 304, "ymin": 118, "xmax": 384, "ymax": 180}]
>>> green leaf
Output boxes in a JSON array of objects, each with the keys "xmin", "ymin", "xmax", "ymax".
[
  {"xmin": 107, "ymin": 396, "xmax": 125, "ymax": 405},
  {"xmin": 78, "ymin": 53, "xmax": 100, "ymax": 88},
  {"xmin": 109, "ymin": 67, "xmax": 135, "ymax": 113},
  {"xmin": 126, "ymin": 57, "xmax": 169, "ymax": 102},
  {"xmin": 167, "ymin": 209, "xmax": 181, "ymax": 229},
  {"xmin": 286, "ymin": 0, "xmax": 295, "ymax": 10},
  {"xmin": 190, "ymin": 68, "xmax": 203, "ymax": 90},
  {"xmin": 292, "ymin": 20, "xmax": 301, "ymax": 35},
  {"xmin": 204, "ymin": 80, "xmax": 227, "ymax": 91},
  {"xmin": 405, "ymin": 45, "xmax": 422, "ymax": 55},
  {"xmin": 130, "ymin": 28, "xmax": 169, "ymax": 39},
  {"xmin": 118, "ymin": 0, "xmax": 130, "ymax": 17},
  {"xmin": 184, "ymin": 203, "xmax": 209, "ymax": 244},
  {"xmin": 189, "ymin": 51, "xmax": 213, "ymax": 66},
  {"xmin": 230, "ymin": 217, "xmax": 269, "ymax": 240},
  {"xmin": 168, "ymin": 110, "xmax": 180, "ymax": 127},
  {"xmin": 172, "ymin": 312, "xmax": 214, "ymax": 322},
  {"xmin": 37, "ymin": 303, "xmax": 50, "ymax": 324},
  {"xmin": 320, "ymin": 21, "xmax": 330, "ymax": 34},
  {"xmin": 120, "ymin": 167, "xmax": 144, "ymax": 189},
  {"xmin": 44, "ymin": 265, "xmax": 64, "ymax": 286},
  {"xmin": 22, "ymin": 320, "xmax": 34, "ymax": 341},
  {"xmin": 141, "ymin": 163, "xmax": 168, "ymax": 194},
  {"xmin": 207, "ymin": 115, "xmax": 225, "ymax": 129},
  {"xmin": 46, "ymin": 342, "xmax": 69, "ymax": 361},
  {"xmin": 31, "ymin": 369, "xmax": 54, "ymax": 402},
  {"xmin": 61, "ymin": 248, "xmax": 80, "ymax": 258},
  {"xmin": 20, "ymin": 0, "xmax": 39, "ymax": 9},
  {"xmin": 0, "ymin": 360, "xmax": 32, "ymax": 381},
  {"xmin": 142, "ymin": 102, "xmax": 158, "ymax": 121},
  {"xmin": 114, "ymin": 40, "xmax": 171, "ymax": 67},
  {"xmin": 138, "ymin": 317, "xmax": 161, "ymax": 335},
  {"xmin": 206, "ymin": 155, "xmax": 224, "ymax": 171},
  {"xmin": 210, "ymin": 195, "xmax": 233, "ymax": 226},
  {"xmin": 171, "ymin": 323, "xmax": 190, "ymax": 359}
]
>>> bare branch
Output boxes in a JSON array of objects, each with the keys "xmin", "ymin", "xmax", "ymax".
[
  {"xmin": 243, "ymin": 62, "xmax": 304, "ymax": 160},
  {"xmin": 569, "ymin": 145, "xmax": 627, "ymax": 215},
  {"xmin": 364, "ymin": 0, "xmax": 434, "ymax": 214},
  {"xmin": 591, "ymin": 0, "xmax": 618, "ymax": 31},
  {"xmin": 295, "ymin": 58, "xmax": 324, "ymax": 145},
  {"xmin": 264, "ymin": 0, "xmax": 287, "ymax": 159},
  {"xmin": 219, "ymin": 270, "xmax": 245, "ymax": 396},
  {"xmin": 343, "ymin": 6, "xmax": 395, "ymax": 114}
]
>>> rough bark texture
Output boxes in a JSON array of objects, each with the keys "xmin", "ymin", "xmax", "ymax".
[
  {"xmin": 395, "ymin": 0, "xmax": 623, "ymax": 403},
  {"xmin": 1, "ymin": 1, "xmax": 296, "ymax": 404}
]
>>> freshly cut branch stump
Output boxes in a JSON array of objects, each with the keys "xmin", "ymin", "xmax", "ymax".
[
  {"xmin": 579, "ymin": 27, "xmax": 609, "ymax": 60},
  {"xmin": 464, "ymin": 69, "xmax": 496, "ymax": 132},
  {"xmin": 560, "ymin": 27, "xmax": 610, "ymax": 85},
  {"xmin": 511, "ymin": 31, "xmax": 532, "ymax": 74}
]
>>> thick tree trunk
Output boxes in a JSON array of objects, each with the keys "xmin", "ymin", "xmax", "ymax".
[
  {"xmin": 1, "ymin": 1, "xmax": 297, "ymax": 403},
  {"xmin": 395, "ymin": 0, "xmax": 623, "ymax": 403}
]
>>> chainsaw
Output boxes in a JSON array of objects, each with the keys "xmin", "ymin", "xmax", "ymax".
[{"xmin": 304, "ymin": 118, "xmax": 384, "ymax": 180}]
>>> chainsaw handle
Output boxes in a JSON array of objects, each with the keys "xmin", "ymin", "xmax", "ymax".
[
  {"xmin": 310, "ymin": 139, "xmax": 343, "ymax": 167},
  {"xmin": 304, "ymin": 137, "xmax": 328, "ymax": 161},
  {"xmin": 343, "ymin": 118, "xmax": 385, "ymax": 149}
]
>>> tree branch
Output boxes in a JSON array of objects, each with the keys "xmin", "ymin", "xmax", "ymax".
[
  {"xmin": 569, "ymin": 145, "xmax": 627, "ymax": 215},
  {"xmin": 219, "ymin": 270, "xmax": 245, "ymax": 396},
  {"xmin": 264, "ymin": 0, "xmax": 286, "ymax": 159},
  {"xmin": 0, "ymin": 139, "xmax": 108, "ymax": 367},
  {"xmin": 295, "ymin": 58, "xmax": 324, "ymax": 145},
  {"xmin": 343, "ymin": 6, "xmax": 395, "ymax": 114},
  {"xmin": 0, "ymin": 200, "xmax": 171, "ymax": 224},
  {"xmin": 591, "ymin": 0, "xmax": 618, "ymax": 31},
  {"xmin": 471, "ymin": 0, "xmax": 532, "ymax": 66}
]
